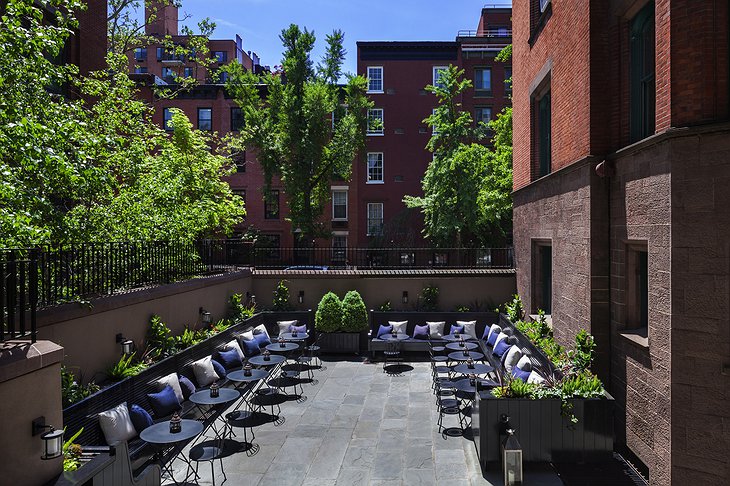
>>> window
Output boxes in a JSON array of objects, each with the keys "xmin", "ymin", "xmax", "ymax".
[
  {"xmin": 433, "ymin": 66, "xmax": 448, "ymax": 88},
  {"xmin": 504, "ymin": 67, "xmax": 512, "ymax": 95},
  {"xmin": 134, "ymin": 67, "xmax": 148, "ymax": 74},
  {"xmin": 183, "ymin": 66, "xmax": 194, "ymax": 78},
  {"xmin": 212, "ymin": 51, "xmax": 227, "ymax": 63},
  {"xmin": 163, "ymin": 108, "xmax": 173, "ymax": 131},
  {"xmin": 197, "ymin": 108, "xmax": 212, "ymax": 131},
  {"xmin": 400, "ymin": 252, "xmax": 415, "ymax": 266},
  {"xmin": 232, "ymin": 151, "xmax": 246, "ymax": 172},
  {"xmin": 257, "ymin": 234, "xmax": 281, "ymax": 260},
  {"xmin": 156, "ymin": 47, "xmax": 164, "ymax": 60},
  {"xmin": 161, "ymin": 67, "xmax": 176, "ymax": 82},
  {"xmin": 630, "ymin": 1, "xmax": 655, "ymax": 142},
  {"xmin": 134, "ymin": 47, "xmax": 147, "ymax": 61},
  {"xmin": 532, "ymin": 81, "xmax": 552, "ymax": 179},
  {"xmin": 432, "ymin": 108, "xmax": 439, "ymax": 135},
  {"xmin": 231, "ymin": 107, "xmax": 244, "ymax": 132},
  {"xmin": 332, "ymin": 235, "xmax": 347, "ymax": 262},
  {"xmin": 332, "ymin": 190, "xmax": 348, "ymax": 220},
  {"xmin": 367, "ymin": 203, "xmax": 384, "ymax": 236},
  {"xmin": 232, "ymin": 189, "xmax": 246, "ymax": 211},
  {"xmin": 626, "ymin": 242, "xmax": 649, "ymax": 332},
  {"xmin": 367, "ymin": 108, "xmax": 384, "ymax": 135},
  {"xmin": 532, "ymin": 241, "xmax": 552, "ymax": 314},
  {"xmin": 264, "ymin": 190, "xmax": 280, "ymax": 219},
  {"xmin": 367, "ymin": 66, "xmax": 383, "ymax": 93},
  {"xmin": 475, "ymin": 68, "xmax": 492, "ymax": 96},
  {"xmin": 475, "ymin": 107, "xmax": 492, "ymax": 126},
  {"xmin": 367, "ymin": 153, "xmax": 384, "ymax": 183}
]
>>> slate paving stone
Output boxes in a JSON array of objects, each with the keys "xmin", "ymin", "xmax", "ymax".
[
  {"xmin": 404, "ymin": 467, "xmax": 438, "ymax": 486},
  {"xmin": 335, "ymin": 467, "xmax": 371, "ymax": 486},
  {"xmin": 371, "ymin": 451, "xmax": 403, "ymax": 480}
]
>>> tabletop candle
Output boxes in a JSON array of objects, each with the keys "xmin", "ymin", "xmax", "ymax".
[
  {"xmin": 210, "ymin": 381, "xmax": 219, "ymax": 398},
  {"xmin": 263, "ymin": 349, "xmax": 271, "ymax": 361},
  {"xmin": 243, "ymin": 361, "xmax": 252, "ymax": 377},
  {"xmin": 170, "ymin": 411, "xmax": 182, "ymax": 434}
]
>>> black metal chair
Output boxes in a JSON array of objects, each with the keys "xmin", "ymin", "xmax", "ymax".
[{"xmin": 383, "ymin": 340, "xmax": 402, "ymax": 373}]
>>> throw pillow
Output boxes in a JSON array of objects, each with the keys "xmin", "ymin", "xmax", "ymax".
[
  {"xmin": 290, "ymin": 324, "xmax": 307, "ymax": 333},
  {"xmin": 128, "ymin": 404, "xmax": 153, "ymax": 433},
  {"xmin": 277, "ymin": 320, "xmax": 298, "ymax": 336},
  {"xmin": 527, "ymin": 371, "xmax": 545, "ymax": 385},
  {"xmin": 516, "ymin": 355, "xmax": 532, "ymax": 372},
  {"xmin": 178, "ymin": 374, "xmax": 196, "ymax": 400},
  {"xmin": 224, "ymin": 339, "xmax": 245, "ymax": 360},
  {"xmin": 146, "ymin": 385, "xmax": 182, "ymax": 418},
  {"xmin": 512, "ymin": 366, "xmax": 531, "ymax": 382},
  {"xmin": 376, "ymin": 324, "xmax": 393, "ymax": 338},
  {"xmin": 388, "ymin": 321, "xmax": 408, "ymax": 334},
  {"xmin": 253, "ymin": 332, "xmax": 271, "ymax": 348},
  {"xmin": 487, "ymin": 327, "xmax": 503, "ymax": 346},
  {"xmin": 156, "ymin": 372, "xmax": 184, "ymax": 404},
  {"xmin": 191, "ymin": 356, "xmax": 219, "ymax": 387},
  {"xmin": 413, "ymin": 324, "xmax": 429, "ymax": 340},
  {"xmin": 240, "ymin": 337, "xmax": 261, "ymax": 357},
  {"xmin": 217, "ymin": 348, "xmax": 243, "ymax": 370},
  {"xmin": 457, "ymin": 320, "xmax": 477, "ymax": 339},
  {"xmin": 493, "ymin": 331, "xmax": 509, "ymax": 347},
  {"xmin": 484, "ymin": 324, "xmax": 501, "ymax": 341},
  {"xmin": 98, "ymin": 402, "xmax": 137, "ymax": 445},
  {"xmin": 253, "ymin": 324, "xmax": 270, "ymax": 339},
  {"xmin": 238, "ymin": 330, "xmax": 254, "ymax": 342},
  {"xmin": 427, "ymin": 321, "xmax": 445, "ymax": 339},
  {"xmin": 211, "ymin": 358, "xmax": 227, "ymax": 379},
  {"xmin": 449, "ymin": 324, "xmax": 464, "ymax": 335},
  {"xmin": 493, "ymin": 338, "xmax": 511, "ymax": 358},
  {"xmin": 503, "ymin": 345, "xmax": 523, "ymax": 372}
]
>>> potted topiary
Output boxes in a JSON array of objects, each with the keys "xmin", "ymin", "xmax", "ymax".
[
  {"xmin": 315, "ymin": 291, "xmax": 361, "ymax": 354},
  {"xmin": 342, "ymin": 290, "xmax": 370, "ymax": 351}
]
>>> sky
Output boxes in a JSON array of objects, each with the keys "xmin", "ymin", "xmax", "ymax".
[{"xmin": 163, "ymin": 0, "xmax": 512, "ymax": 75}]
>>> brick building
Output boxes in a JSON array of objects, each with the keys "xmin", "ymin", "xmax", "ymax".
[
  {"xmin": 512, "ymin": 0, "xmax": 730, "ymax": 484},
  {"xmin": 354, "ymin": 7, "xmax": 512, "ymax": 247}
]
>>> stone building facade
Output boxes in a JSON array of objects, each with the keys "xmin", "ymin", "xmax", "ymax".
[{"xmin": 512, "ymin": 0, "xmax": 730, "ymax": 484}]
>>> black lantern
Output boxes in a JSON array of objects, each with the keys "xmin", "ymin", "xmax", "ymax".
[
  {"xmin": 298, "ymin": 290, "xmax": 304, "ymax": 304},
  {"xmin": 116, "ymin": 333, "xmax": 134, "ymax": 355},
  {"xmin": 263, "ymin": 349, "xmax": 271, "ymax": 361},
  {"xmin": 279, "ymin": 336, "xmax": 286, "ymax": 348},
  {"xmin": 243, "ymin": 361, "xmax": 253, "ymax": 377},
  {"xmin": 210, "ymin": 381, "xmax": 220, "ymax": 398},
  {"xmin": 170, "ymin": 411, "xmax": 182, "ymax": 433},
  {"xmin": 32, "ymin": 417, "xmax": 64, "ymax": 460},
  {"xmin": 402, "ymin": 291, "xmax": 408, "ymax": 304},
  {"xmin": 467, "ymin": 357, "xmax": 475, "ymax": 369},
  {"xmin": 199, "ymin": 307, "xmax": 211, "ymax": 325},
  {"xmin": 501, "ymin": 429, "xmax": 523, "ymax": 485}
]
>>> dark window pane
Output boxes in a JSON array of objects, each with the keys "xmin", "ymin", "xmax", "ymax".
[
  {"xmin": 264, "ymin": 190, "xmax": 280, "ymax": 219},
  {"xmin": 198, "ymin": 108, "xmax": 212, "ymax": 131}
]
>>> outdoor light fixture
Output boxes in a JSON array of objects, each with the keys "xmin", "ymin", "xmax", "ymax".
[
  {"xmin": 298, "ymin": 290, "xmax": 304, "ymax": 304},
  {"xmin": 199, "ymin": 307, "xmax": 211, "ymax": 325},
  {"xmin": 500, "ymin": 415, "xmax": 523, "ymax": 485},
  {"xmin": 402, "ymin": 291, "xmax": 408, "ymax": 304},
  {"xmin": 116, "ymin": 333, "xmax": 134, "ymax": 355},
  {"xmin": 32, "ymin": 417, "xmax": 64, "ymax": 460}
]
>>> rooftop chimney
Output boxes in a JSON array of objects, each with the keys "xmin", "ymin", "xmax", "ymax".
[{"xmin": 145, "ymin": 1, "xmax": 179, "ymax": 36}]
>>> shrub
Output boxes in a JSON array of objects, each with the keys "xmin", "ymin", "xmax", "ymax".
[
  {"xmin": 61, "ymin": 366, "xmax": 100, "ymax": 408},
  {"xmin": 106, "ymin": 352, "xmax": 147, "ymax": 382},
  {"xmin": 419, "ymin": 284, "xmax": 439, "ymax": 311},
  {"xmin": 570, "ymin": 329, "xmax": 596, "ymax": 372},
  {"xmin": 503, "ymin": 294, "xmax": 524, "ymax": 322},
  {"xmin": 146, "ymin": 314, "xmax": 174, "ymax": 358},
  {"xmin": 272, "ymin": 280, "xmax": 293, "ymax": 311},
  {"xmin": 315, "ymin": 292, "xmax": 342, "ymax": 332},
  {"xmin": 456, "ymin": 305, "xmax": 471, "ymax": 312},
  {"xmin": 341, "ymin": 290, "xmax": 368, "ymax": 332}
]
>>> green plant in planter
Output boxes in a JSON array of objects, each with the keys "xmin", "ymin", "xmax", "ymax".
[
  {"xmin": 503, "ymin": 294, "xmax": 524, "ymax": 322},
  {"xmin": 315, "ymin": 292, "xmax": 343, "ymax": 332},
  {"xmin": 379, "ymin": 300, "xmax": 393, "ymax": 311},
  {"xmin": 341, "ymin": 290, "xmax": 368, "ymax": 332},
  {"xmin": 419, "ymin": 284, "xmax": 439, "ymax": 311},
  {"xmin": 146, "ymin": 314, "xmax": 174, "ymax": 358},
  {"xmin": 570, "ymin": 329, "xmax": 596, "ymax": 372},
  {"xmin": 456, "ymin": 305, "xmax": 471, "ymax": 312},
  {"xmin": 63, "ymin": 427, "xmax": 84, "ymax": 472},
  {"xmin": 61, "ymin": 366, "xmax": 100, "ymax": 408},
  {"xmin": 272, "ymin": 280, "xmax": 294, "ymax": 310}
]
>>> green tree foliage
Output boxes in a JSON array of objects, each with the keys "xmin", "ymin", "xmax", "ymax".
[
  {"xmin": 272, "ymin": 280, "xmax": 293, "ymax": 311},
  {"xmin": 0, "ymin": 0, "xmax": 244, "ymax": 246},
  {"xmin": 341, "ymin": 290, "xmax": 368, "ymax": 332},
  {"xmin": 226, "ymin": 25, "xmax": 371, "ymax": 241},
  {"xmin": 315, "ymin": 291, "xmax": 342, "ymax": 332}
]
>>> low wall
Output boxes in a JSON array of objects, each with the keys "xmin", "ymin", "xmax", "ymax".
[
  {"xmin": 37, "ymin": 271, "xmax": 253, "ymax": 381},
  {"xmin": 251, "ymin": 270, "xmax": 516, "ymax": 312}
]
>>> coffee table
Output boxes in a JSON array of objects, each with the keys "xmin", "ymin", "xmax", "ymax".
[
  {"xmin": 140, "ymin": 419, "xmax": 203, "ymax": 485},
  {"xmin": 443, "ymin": 334, "xmax": 476, "ymax": 342},
  {"xmin": 379, "ymin": 333, "xmax": 410, "ymax": 341}
]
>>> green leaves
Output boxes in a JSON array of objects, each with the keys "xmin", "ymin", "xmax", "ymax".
[
  {"xmin": 315, "ymin": 292, "xmax": 343, "ymax": 332},
  {"xmin": 341, "ymin": 290, "xmax": 368, "ymax": 332}
]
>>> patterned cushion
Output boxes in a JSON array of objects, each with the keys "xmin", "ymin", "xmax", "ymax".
[
  {"xmin": 388, "ymin": 321, "xmax": 408, "ymax": 334},
  {"xmin": 427, "ymin": 321, "xmax": 445, "ymax": 339},
  {"xmin": 456, "ymin": 320, "xmax": 477, "ymax": 339}
]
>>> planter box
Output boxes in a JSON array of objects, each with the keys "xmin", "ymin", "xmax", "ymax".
[
  {"xmin": 318, "ymin": 332, "xmax": 361, "ymax": 354},
  {"xmin": 472, "ymin": 390, "xmax": 615, "ymax": 467}
]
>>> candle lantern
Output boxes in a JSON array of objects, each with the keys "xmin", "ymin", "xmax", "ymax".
[
  {"xmin": 170, "ymin": 412, "xmax": 182, "ymax": 434},
  {"xmin": 279, "ymin": 336, "xmax": 286, "ymax": 348},
  {"xmin": 210, "ymin": 381, "xmax": 220, "ymax": 398},
  {"xmin": 501, "ymin": 428, "xmax": 523, "ymax": 485},
  {"xmin": 243, "ymin": 361, "xmax": 253, "ymax": 377},
  {"xmin": 467, "ymin": 357, "xmax": 475, "ymax": 369},
  {"xmin": 263, "ymin": 349, "xmax": 271, "ymax": 361}
]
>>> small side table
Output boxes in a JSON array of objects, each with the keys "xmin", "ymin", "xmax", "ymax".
[
  {"xmin": 140, "ymin": 419, "xmax": 203, "ymax": 485},
  {"xmin": 189, "ymin": 388, "xmax": 239, "ymax": 441}
]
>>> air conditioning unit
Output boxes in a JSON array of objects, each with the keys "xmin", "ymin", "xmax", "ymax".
[{"xmin": 540, "ymin": 0, "xmax": 551, "ymax": 13}]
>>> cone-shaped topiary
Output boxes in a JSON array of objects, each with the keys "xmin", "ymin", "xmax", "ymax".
[
  {"xmin": 315, "ymin": 292, "xmax": 343, "ymax": 332},
  {"xmin": 341, "ymin": 290, "xmax": 368, "ymax": 332}
]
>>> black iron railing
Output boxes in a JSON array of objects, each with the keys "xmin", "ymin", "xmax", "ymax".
[{"xmin": 249, "ymin": 246, "xmax": 513, "ymax": 270}]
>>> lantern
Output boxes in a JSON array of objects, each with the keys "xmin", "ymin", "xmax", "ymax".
[
  {"xmin": 210, "ymin": 381, "xmax": 220, "ymax": 398},
  {"xmin": 170, "ymin": 411, "xmax": 182, "ymax": 433},
  {"xmin": 32, "ymin": 417, "xmax": 64, "ymax": 460},
  {"xmin": 116, "ymin": 333, "xmax": 134, "ymax": 355},
  {"xmin": 243, "ymin": 361, "xmax": 253, "ymax": 377},
  {"xmin": 263, "ymin": 349, "xmax": 271, "ymax": 361},
  {"xmin": 199, "ymin": 307, "xmax": 211, "ymax": 325},
  {"xmin": 279, "ymin": 336, "xmax": 286, "ymax": 348},
  {"xmin": 402, "ymin": 291, "xmax": 408, "ymax": 304},
  {"xmin": 298, "ymin": 290, "xmax": 304, "ymax": 304},
  {"xmin": 501, "ymin": 429, "xmax": 523, "ymax": 485}
]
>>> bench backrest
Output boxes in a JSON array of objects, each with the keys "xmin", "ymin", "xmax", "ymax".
[{"xmin": 369, "ymin": 311, "xmax": 499, "ymax": 339}]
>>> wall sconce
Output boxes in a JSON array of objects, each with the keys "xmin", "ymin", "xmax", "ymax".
[
  {"xmin": 298, "ymin": 290, "xmax": 304, "ymax": 304},
  {"xmin": 199, "ymin": 307, "xmax": 211, "ymax": 325},
  {"xmin": 402, "ymin": 291, "xmax": 408, "ymax": 304},
  {"xmin": 32, "ymin": 417, "xmax": 64, "ymax": 460},
  {"xmin": 116, "ymin": 333, "xmax": 134, "ymax": 355}
]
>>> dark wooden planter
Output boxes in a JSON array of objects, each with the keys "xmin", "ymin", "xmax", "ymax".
[
  {"xmin": 472, "ymin": 390, "xmax": 615, "ymax": 467},
  {"xmin": 318, "ymin": 332, "xmax": 362, "ymax": 354}
]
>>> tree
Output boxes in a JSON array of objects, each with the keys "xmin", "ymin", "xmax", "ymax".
[{"xmin": 226, "ymin": 25, "xmax": 371, "ymax": 243}]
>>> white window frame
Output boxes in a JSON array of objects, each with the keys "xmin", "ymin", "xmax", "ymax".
[
  {"xmin": 476, "ymin": 106, "xmax": 492, "ymax": 126},
  {"xmin": 432, "ymin": 108, "xmax": 439, "ymax": 135},
  {"xmin": 367, "ymin": 66, "xmax": 384, "ymax": 93},
  {"xmin": 475, "ymin": 67, "xmax": 492, "ymax": 95},
  {"xmin": 367, "ymin": 202, "xmax": 384, "ymax": 236},
  {"xmin": 367, "ymin": 153, "xmax": 384, "ymax": 184},
  {"xmin": 332, "ymin": 189, "xmax": 348, "ymax": 221},
  {"xmin": 367, "ymin": 108, "xmax": 384, "ymax": 135},
  {"xmin": 433, "ymin": 66, "xmax": 448, "ymax": 88},
  {"xmin": 332, "ymin": 234, "xmax": 348, "ymax": 262}
]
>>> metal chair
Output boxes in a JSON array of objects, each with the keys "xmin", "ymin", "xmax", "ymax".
[{"xmin": 383, "ymin": 340, "xmax": 402, "ymax": 373}]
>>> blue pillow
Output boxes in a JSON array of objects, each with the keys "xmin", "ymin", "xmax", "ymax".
[
  {"xmin": 240, "ymin": 338, "xmax": 260, "ymax": 357},
  {"xmin": 146, "ymin": 385, "xmax": 181, "ymax": 418},
  {"xmin": 253, "ymin": 332, "xmax": 271, "ymax": 348},
  {"xmin": 217, "ymin": 348, "xmax": 243, "ymax": 370},
  {"xmin": 487, "ymin": 330, "xmax": 500, "ymax": 347},
  {"xmin": 450, "ymin": 324, "xmax": 464, "ymax": 335},
  {"xmin": 178, "ymin": 375, "xmax": 196, "ymax": 400},
  {"xmin": 128, "ymin": 404, "xmax": 153, "ymax": 433},
  {"xmin": 211, "ymin": 359, "xmax": 227, "ymax": 379},
  {"xmin": 493, "ymin": 339, "xmax": 511, "ymax": 358},
  {"xmin": 413, "ymin": 324, "xmax": 429, "ymax": 340},
  {"xmin": 290, "ymin": 324, "xmax": 307, "ymax": 333},
  {"xmin": 512, "ymin": 366, "xmax": 531, "ymax": 382},
  {"xmin": 376, "ymin": 324, "xmax": 392, "ymax": 338}
]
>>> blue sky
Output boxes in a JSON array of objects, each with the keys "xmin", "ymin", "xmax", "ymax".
[{"xmin": 170, "ymin": 0, "xmax": 512, "ymax": 75}]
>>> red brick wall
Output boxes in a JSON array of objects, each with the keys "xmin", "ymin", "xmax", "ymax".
[{"xmin": 71, "ymin": 0, "xmax": 107, "ymax": 75}]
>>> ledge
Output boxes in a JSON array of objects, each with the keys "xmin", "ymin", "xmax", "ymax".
[
  {"xmin": 253, "ymin": 268, "xmax": 515, "ymax": 278},
  {"xmin": 618, "ymin": 328, "xmax": 649, "ymax": 349},
  {"xmin": 0, "ymin": 340, "xmax": 64, "ymax": 384}
]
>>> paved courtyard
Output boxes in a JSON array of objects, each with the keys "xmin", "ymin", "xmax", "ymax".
[{"xmin": 169, "ymin": 358, "xmax": 562, "ymax": 486}]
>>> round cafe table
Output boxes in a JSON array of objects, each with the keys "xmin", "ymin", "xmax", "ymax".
[
  {"xmin": 280, "ymin": 332, "xmax": 309, "ymax": 341},
  {"xmin": 442, "ymin": 334, "xmax": 476, "ymax": 342},
  {"xmin": 265, "ymin": 342, "xmax": 299, "ymax": 352},
  {"xmin": 248, "ymin": 354, "xmax": 286, "ymax": 367},
  {"xmin": 189, "ymin": 388, "xmax": 239, "ymax": 441},
  {"xmin": 452, "ymin": 363, "xmax": 494, "ymax": 375},
  {"xmin": 379, "ymin": 333, "xmax": 410, "ymax": 341},
  {"xmin": 448, "ymin": 351, "xmax": 485, "ymax": 361},
  {"xmin": 140, "ymin": 419, "xmax": 203, "ymax": 485},
  {"xmin": 445, "ymin": 341, "xmax": 479, "ymax": 351},
  {"xmin": 451, "ymin": 376, "xmax": 497, "ymax": 394}
]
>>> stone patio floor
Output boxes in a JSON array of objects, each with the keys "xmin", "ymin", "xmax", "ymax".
[{"xmin": 168, "ymin": 358, "xmax": 564, "ymax": 486}]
